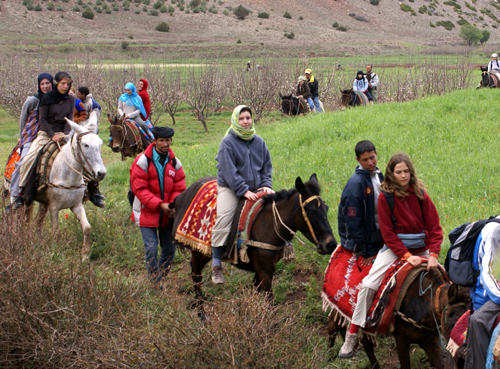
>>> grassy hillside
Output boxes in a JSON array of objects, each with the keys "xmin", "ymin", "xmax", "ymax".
[{"xmin": 1, "ymin": 88, "xmax": 500, "ymax": 367}]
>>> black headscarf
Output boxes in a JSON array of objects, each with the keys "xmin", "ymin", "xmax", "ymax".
[
  {"xmin": 39, "ymin": 72, "xmax": 73, "ymax": 106},
  {"xmin": 356, "ymin": 70, "xmax": 364, "ymax": 80},
  {"xmin": 36, "ymin": 72, "xmax": 53, "ymax": 100}
]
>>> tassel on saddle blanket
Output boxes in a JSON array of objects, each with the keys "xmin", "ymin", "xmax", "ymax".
[
  {"xmin": 173, "ymin": 178, "xmax": 294, "ymax": 264},
  {"xmin": 322, "ymin": 246, "xmax": 447, "ymax": 336}
]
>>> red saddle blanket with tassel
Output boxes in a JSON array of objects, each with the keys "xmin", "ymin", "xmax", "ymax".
[
  {"xmin": 322, "ymin": 245, "xmax": 443, "ymax": 334},
  {"xmin": 174, "ymin": 179, "xmax": 267, "ymax": 259}
]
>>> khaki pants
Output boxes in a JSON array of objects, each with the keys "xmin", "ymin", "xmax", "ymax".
[
  {"xmin": 19, "ymin": 131, "xmax": 64, "ymax": 189},
  {"xmin": 211, "ymin": 185, "xmax": 239, "ymax": 248},
  {"xmin": 351, "ymin": 246, "xmax": 429, "ymax": 328}
]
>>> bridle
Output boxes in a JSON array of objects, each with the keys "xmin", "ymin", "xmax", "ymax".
[
  {"xmin": 52, "ymin": 131, "xmax": 98, "ymax": 189},
  {"xmin": 271, "ymin": 193, "xmax": 323, "ymax": 248}
]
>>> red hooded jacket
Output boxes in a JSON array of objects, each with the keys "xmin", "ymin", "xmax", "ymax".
[
  {"xmin": 130, "ymin": 143, "xmax": 186, "ymax": 228},
  {"xmin": 138, "ymin": 79, "xmax": 151, "ymax": 121}
]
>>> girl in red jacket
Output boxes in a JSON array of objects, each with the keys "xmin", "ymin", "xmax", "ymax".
[{"xmin": 339, "ymin": 152, "xmax": 443, "ymax": 358}]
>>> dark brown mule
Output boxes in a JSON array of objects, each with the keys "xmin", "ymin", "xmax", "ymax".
[
  {"xmin": 340, "ymin": 88, "xmax": 368, "ymax": 109},
  {"xmin": 477, "ymin": 66, "xmax": 499, "ymax": 89},
  {"xmin": 173, "ymin": 174, "xmax": 337, "ymax": 316},
  {"xmin": 328, "ymin": 268, "xmax": 466, "ymax": 369},
  {"xmin": 107, "ymin": 113, "xmax": 152, "ymax": 161}
]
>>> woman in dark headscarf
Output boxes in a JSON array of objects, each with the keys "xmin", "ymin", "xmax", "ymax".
[
  {"xmin": 352, "ymin": 70, "xmax": 374, "ymax": 104},
  {"xmin": 18, "ymin": 72, "xmax": 75, "ymax": 198},
  {"xmin": 9, "ymin": 72, "xmax": 53, "ymax": 207},
  {"xmin": 137, "ymin": 79, "xmax": 151, "ymax": 121}
]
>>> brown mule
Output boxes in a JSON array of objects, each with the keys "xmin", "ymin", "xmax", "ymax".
[{"xmin": 107, "ymin": 113, "xmax": 152, "ymax": 161}]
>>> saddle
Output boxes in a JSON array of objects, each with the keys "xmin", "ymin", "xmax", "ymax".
[
  {"xmin": 22, "ymin": 140, "xmax": 61, "ymax": 205},
  {"xmin": 173, "ymin": 178, "xmax": 281, "ymax": 265},
  {"xmin": 322, "ymin": 246, "xmax": 447, "ymax": 335}
]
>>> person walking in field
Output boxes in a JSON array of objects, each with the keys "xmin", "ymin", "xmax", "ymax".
[
  {"xmin": 366, "ymin": 64, "xmax": 379, "ymax": 103},
  {"xmin": 130, "ymin": 126, "xmax": 186, "ymax": 287},
  {"xmin": 304, "ymin": 69, "xmax": 322, "ymax": 113},
  {"xmin": 9, "ymin": 72, "xmax": 53, "ymax": 208},
  {"xmin": 211, "ymin": 105, "xmax": 273, "ymax": 284},
  {"xmin": 488, "ymin": 53, "xmax": 500, "ymax": 87},
  {"xmin": 339, "ymin": 152, "xmax": 443, "ymax": 358},
  {"xmin": 353, "ymin": 70, "xmax": 374, "ymax": 105},
  {"xmin": 338, "ymin": 140, "xmax": 384, "ymax": 265}
]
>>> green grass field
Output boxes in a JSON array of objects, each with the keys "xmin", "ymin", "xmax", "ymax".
[{"xmin": 1, "ymin": 87, "xmax": 500, "ymax": 367}]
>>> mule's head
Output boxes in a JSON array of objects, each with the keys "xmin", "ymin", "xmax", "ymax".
[
  {"xmin": 295, "ymin": 173, "xmax": 336, "ymax": 255},
  {"xmin": 107, "ymin": 113, "xmax": 126, "ymax": 153},
  {"xmin": 440, "ymin": 284, "xmax": 471, "ymax": 341},
  {"xmin": 340, "ymin": 88, "xmax": 352, "ymax": 109},
  {"xmin": 280, "ymin": 93, "xmax": 293, "ymax": 116},
  {"xmin": 66, "ymin": 118, "xmax": 107, "ymax": 182}
]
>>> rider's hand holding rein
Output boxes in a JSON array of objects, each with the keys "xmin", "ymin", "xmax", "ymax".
[{"xmin": 427, "ymin": 254, "xmax": 438, "ymax": 272}]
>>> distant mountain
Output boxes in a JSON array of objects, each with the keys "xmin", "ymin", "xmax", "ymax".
[{"xmin": 1, "ymin": 0, "xmax": 499, "ymax": 56}]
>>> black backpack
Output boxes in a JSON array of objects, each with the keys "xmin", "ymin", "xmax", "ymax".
[{"xmin": 444, "ymin": 216, "xmax": 500, "ymax": 287}]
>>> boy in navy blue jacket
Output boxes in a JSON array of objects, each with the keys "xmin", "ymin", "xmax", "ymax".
[{"xmin": 338, "ymin": 140, "xmax": 384, "ymax": 264}]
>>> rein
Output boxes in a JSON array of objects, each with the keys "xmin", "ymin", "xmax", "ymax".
[{"xmin": 299, "ymin": 194, "xmax": 321, "ymax": 246}]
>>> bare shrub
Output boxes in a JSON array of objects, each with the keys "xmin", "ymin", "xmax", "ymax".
[{"xmin": 0, "ymin": 212, "xmax": 328, "ymax": 368}]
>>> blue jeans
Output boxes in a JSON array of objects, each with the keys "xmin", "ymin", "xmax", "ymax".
[
  {"xmin": 140, "ymin": 226, "xmax": 176, "ymax": 283},
  {"xmin": 306, "ymin": 97, "xmax": 322, "ymax": 112}
]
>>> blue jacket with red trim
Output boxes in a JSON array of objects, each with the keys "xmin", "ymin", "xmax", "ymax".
[{"xmin": 338, "ymin": 166, "xmax": 383, "ymax": 257}]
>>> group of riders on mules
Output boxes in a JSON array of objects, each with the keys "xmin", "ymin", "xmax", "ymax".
[{"xmin": 4, "ymin": 59, "xmax": 500, "ymax": 369}]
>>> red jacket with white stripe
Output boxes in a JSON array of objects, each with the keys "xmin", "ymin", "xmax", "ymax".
[{"xmin": 130, "ymin": 144, "xmax": 186, "ymax": 228}]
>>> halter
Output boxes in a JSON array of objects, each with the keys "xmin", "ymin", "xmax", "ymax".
[{"xmin": 299, "ymin": 194, "xmax": 321, "ymax": 246}]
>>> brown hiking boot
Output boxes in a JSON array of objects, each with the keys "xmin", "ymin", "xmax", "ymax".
[{"xmin": 212, "ymin": 266, "xmax": 225, "ymax": 284}]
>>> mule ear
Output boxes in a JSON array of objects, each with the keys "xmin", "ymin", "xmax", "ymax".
[
  {"xmin": 107, "ymin": 112, "xmax": 113, "ymax": 123},
  {"xmin": 84, "ymin": 111, "xmax": 98, "ymax": 134},
  {"xmin": 308, "ymin": 173, "xmax": 318, "ymax": 184},
  {"xmin": 295, "ymin": 176, "xmax": 306, "ymax": 196},
  {"xmin": 340, "ymin": 88, "xmax": 343, "ymax": 93},
  {"xmin": 447, "ymin": 283, "xmax": 459, "ymax": 304},
  {"xmin": 279, "ymin": 93, "xmax": 284, "ymax": 99},
  {"xmin": 65, "ymin": 118, "xmax": 85, "ymax": 134}
]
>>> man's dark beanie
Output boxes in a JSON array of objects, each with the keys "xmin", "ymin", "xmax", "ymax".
[{"xmin": 152, "ymin": 126, "xmax": 174, "ymax": 138}]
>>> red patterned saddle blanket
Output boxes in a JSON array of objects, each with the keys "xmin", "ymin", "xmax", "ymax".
[
  {"xmin": 174, "ymin": 179, "xmax": 267, "ymax": 260},
  {"xmin": 322, "ymin": 246, "xmax": 444, "ymax": 334}
]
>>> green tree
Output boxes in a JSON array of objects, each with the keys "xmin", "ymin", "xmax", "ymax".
[
  {"xmin": 233, "ymin": 4, "xmax": 249, "ymax": 19},
  {"xmin": 82, "ymin": 8, "xmax": 95, "ymax": 18},
  {"xmin": 458, "ymin": 24, "xmax": 482, "ymax": 45},
  {"xmin": 481, "ymin": 30, "xmax": 491, "ymax": 44},
  {"xmin": 155, "ymin": 21, "xmax": 170, "ymax": 31}
]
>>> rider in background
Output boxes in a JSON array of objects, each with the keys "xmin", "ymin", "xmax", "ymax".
[
  {"xmin": 352, "ymin": 70, "xmax": 374, "ymax": 105},
  {"xmin": 77, "ymin": 86, "xmax": 102, "ymax": 127},
  {"xmin": 18, "ymin": 72, "xmax": 75, "ymax": 201},
  {"xmin": 304, "ymin": 69, "xmax": 322, "ymax": 112},
  {"xmin": 366, "ymin": 64, "xmax": 379, "ymax": 104},
  {"xmin": 118, "ymin": 82, "xmax": 149, "ymax": 135},
  {"xmin": 296, "ymin": 76, "xmax": 311, "ymax": 112},
  {"xmin": 69, "ymin": 87, "xmax": 87, "ymax": 124},
  {"xmin": 487, "ymin": 53, "xmax": 500, "ymax": 87},
  {"xmin": 211, "ymin": 105, "xmax": 273, "ymax": 284},
  {"xmin": 137, "ymin": 79, "xmax": 151, "ymax": 122},
  {"xmin": 339, "ymin": 152, "xmax": 442, "ymax": 359},
  {"xmin": 9, "ymin": 73, "xmax": 53, "ymax": 208}
]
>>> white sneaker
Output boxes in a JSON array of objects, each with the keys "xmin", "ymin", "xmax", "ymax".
[
  {"xmin": 338, "ymin": 332, "xmax": 358, "ymax": 359},
  {"xmin": 212, "ymin": 266, "xmax": 225, "ymax": 284}
]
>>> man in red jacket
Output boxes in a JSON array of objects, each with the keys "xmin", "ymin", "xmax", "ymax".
[{"xmin": 130, "ymin": 126, "xmax": 186, "ymax": 285}]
